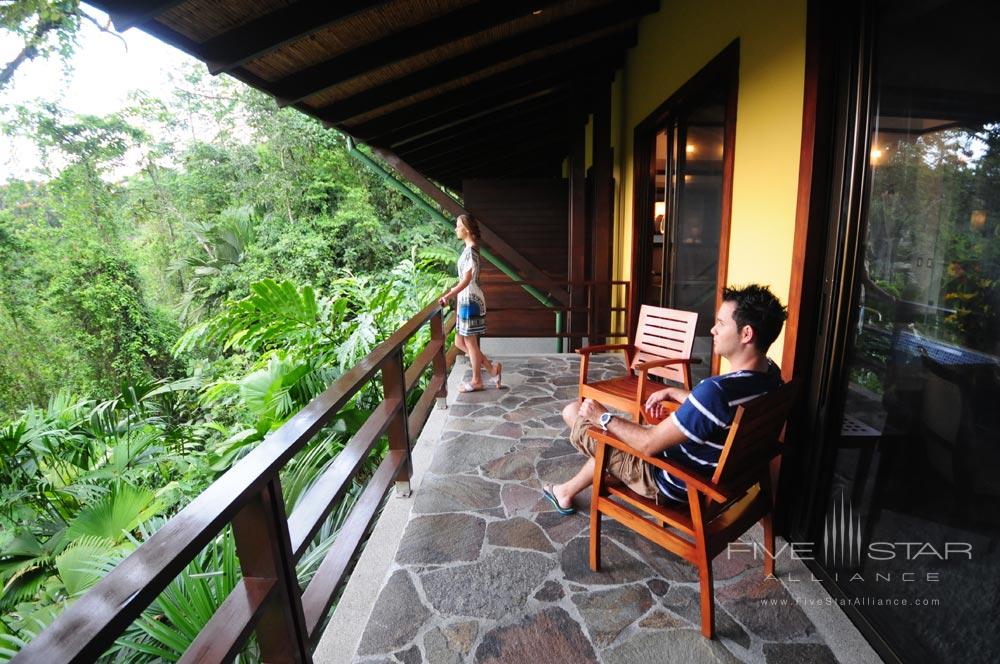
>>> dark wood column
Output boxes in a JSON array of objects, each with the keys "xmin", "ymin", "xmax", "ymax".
[
  {"xmin": 590, "ymin": 70, "xmax": 614, "ymax": 343},
  {"xmin": 567, "ymin": 80, "xmax": 588, "ymax": 350}
]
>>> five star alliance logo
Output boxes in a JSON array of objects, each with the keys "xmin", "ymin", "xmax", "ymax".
[{"xmin": 823, "ymin": 492, "xmax": 864, "ymax": 568}]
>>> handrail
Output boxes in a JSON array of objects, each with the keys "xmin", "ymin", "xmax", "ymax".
[
  {"xmin": 478, "ymin": 280, "xmax": 631, "ymax": 343},
  {"xmin": 13, "ymin": 301, "xmax": 453, "ymax": 663},
  {"xmin": 14, "ymin": 281, "xmax": 628, "ymax": 661}
]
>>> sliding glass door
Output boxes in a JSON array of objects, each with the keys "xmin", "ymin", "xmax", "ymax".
[
  {"xmin": 636, "ymin": 46, "xmax": 736, "ymax": 380},
  {"xmin": 807, "ymin": 2, "xmax": 1000, "ymax": 661}
]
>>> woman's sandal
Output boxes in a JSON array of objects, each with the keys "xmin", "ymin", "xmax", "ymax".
[
  {"xmin": 493, "ymin": 362, "xmax": 503, "ymax": 389},
  {"xmin": 459, "ymin": 381, "xmax": 484, "ymax": 393},
  {"xmin": 542, "ymin": 484, "xmax": 576, "ymax": 516}
]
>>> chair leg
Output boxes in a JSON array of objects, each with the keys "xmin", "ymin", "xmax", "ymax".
[
  {"xmin": 590, "ymin": 442, "xmax": 611, "ymax": 572},
  {"xmin": 762, "ymin": 513, "xmax": 776, "ymax": 577},
  {"xmin": 697, "ymin": 558, "xmax": 715, "ymax": 638},
  {"xmin": 589, "ymin": 504, "xmax": 601, "ymax": 572}
]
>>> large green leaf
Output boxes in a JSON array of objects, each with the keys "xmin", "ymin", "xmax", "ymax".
[
  {"xmin": 55, "ymin": 536, "xmax": 129, "ymax": 596},
  {"xmin": 239, "ymin": 354, "xmax": 312, "ymax": 425},
  {"xmin": 65, "ymin": 483, "xmax": 161, "ymax": 543}
]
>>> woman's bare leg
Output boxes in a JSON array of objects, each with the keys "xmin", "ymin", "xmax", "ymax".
[{"xmin": 464, "ymin": 334, "xmax": 486, "ymax": 387}]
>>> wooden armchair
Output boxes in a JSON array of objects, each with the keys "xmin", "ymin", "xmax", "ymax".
[
  {"xmin": 577, "ymin": 305, "xmax": 699, "ymax": 422},
  {"xmin": 587, "ymin": 381, "xmax": 798, "ymax": 638}
]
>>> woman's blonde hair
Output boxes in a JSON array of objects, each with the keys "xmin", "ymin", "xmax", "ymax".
[{"xmin": 457, "ymin": 214, "xmax": 481, "ymax": 243}]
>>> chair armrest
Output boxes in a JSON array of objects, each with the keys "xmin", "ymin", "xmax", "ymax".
[
  {"xmin": 576, "ymin": 344, "xmax": 631, "ymax": 355},
  {"xmin": 634, "ymin": 357, "xmax": 702, "ymax": 372},
  {"xmin": 588, "ymin": 427, "xmax": 731, "ymax": 503}
]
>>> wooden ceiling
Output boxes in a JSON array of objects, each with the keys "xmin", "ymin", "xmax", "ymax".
[{"xmin": 88, "ymin": 0, "xmax": 657, "ymax": 190}]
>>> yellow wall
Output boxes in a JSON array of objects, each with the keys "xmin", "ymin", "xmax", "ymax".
[{"xmin": 613, "ymin": 0, "xmax": 807, "ymax": 364}]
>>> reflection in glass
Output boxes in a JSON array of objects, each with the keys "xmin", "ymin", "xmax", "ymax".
[
  {"xmin": 646, "ymin": 130, "xmax": 668, "ymax": 307},
  {"xmin": 824, "ymin": 2, "xmax": 1000, "ymax": 660},
  {"xmin": 644, "ymin": 97, "xmax": 726, "ymax": 382}
]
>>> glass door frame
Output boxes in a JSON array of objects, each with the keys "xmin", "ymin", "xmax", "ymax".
[
  {"xmin": 629, "ymin": 40, "xmax": 739, "ymax": 375},
  {"xmin": 784, "ymin": 1, "xmax": 910, "ymax": 661}
]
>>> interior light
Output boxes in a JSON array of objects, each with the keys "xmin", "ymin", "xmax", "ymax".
[
  {"xmin": 870, "ymin": 147, "xmax": 883, "ymax": 162},
  {"xmin": 685, "ymin": 144, "xmax": 695, "ymax": 154}
]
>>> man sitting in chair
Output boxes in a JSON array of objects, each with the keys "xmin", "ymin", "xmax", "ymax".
[{"xmin": 543, "ymin": 284, "xmax": 787, "ymax": 514}]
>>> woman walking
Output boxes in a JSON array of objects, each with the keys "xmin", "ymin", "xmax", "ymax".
[{"xmin": 439, "ymin": 214, "xmax": 502, "ymax": 392}]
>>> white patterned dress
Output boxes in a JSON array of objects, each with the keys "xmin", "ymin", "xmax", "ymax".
[{"xmin": 456, "ymin": 245, "xmax": 487, "ymax": 336}]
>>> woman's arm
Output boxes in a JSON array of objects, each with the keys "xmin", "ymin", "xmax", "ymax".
[{"xmin": 438, "ymin": 268, "xmax": 475, "ymax": 306}]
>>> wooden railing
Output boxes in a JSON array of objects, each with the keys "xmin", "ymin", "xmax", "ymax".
[
  {"xmin": 13, "ymin": 281, "xmax": 629, "ymax": 662},
  {"xmin": 478, "ymin": 279, "xmax": 631, "ymax": 340},
  {"xmin": 13, "ymin": 301, "xmax": 454, "ymax": 663}
]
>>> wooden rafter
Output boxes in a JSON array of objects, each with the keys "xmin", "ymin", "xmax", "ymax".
[
  {"xmin": 393, "ymin": 94, "xmax": 567, "ymax": 155},
  {"xmin": 345, "ymin": 34, "xmax": 632, "ymax": 142},
  {"xmin": 432, "ymin": 144, "xmax": 566, "ymax": 182},
  {"xmin": 399, "ymin": 111, "xmax": 568, "ymax": 166},
  {"xmin": 268, "ymin": 0, "xmax": 568, "ymax": 105},
  {"xmin": 388, "ymin": 88, "xmax": 566, "ymax": 150},
  {"xmin": 311, "ymin": 2, "xmax": 652, "ymax": 122},
  {"xmin": 424, "ymin": 133, "xmax": 569, "ymax": 181},
  {"xmin": 103, "ymin": 0, "xmax": 187, "ymax": 31},
  {"xmin": 349, "ymin": 73, "xmax": 569, "ymax": 143},
  {"xmin": 408, "ymin": 128, "xmax": 568, "ymax": 173},
  {"xmin": 201, "ymin": 1, "xmax": 393, "ymax": 75}
]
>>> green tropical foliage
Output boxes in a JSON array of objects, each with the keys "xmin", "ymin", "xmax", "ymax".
[{"xmin": 0, "ymin": 57, "xmax": 455, "ymax": 659}]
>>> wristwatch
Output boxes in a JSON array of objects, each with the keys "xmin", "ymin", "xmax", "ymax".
[{"xmin": 598, "ymin": 412, "xmax": 614, "ymax": 431}]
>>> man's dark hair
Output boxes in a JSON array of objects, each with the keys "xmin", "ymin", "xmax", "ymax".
[{"xmin": 721, "ymin": 284, "xmax": 787, "ymax": 352}]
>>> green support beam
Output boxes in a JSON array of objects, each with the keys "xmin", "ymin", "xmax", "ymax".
[{"xmin": 346, "ymin": 138, "xmax": 564, "ymax": 351}]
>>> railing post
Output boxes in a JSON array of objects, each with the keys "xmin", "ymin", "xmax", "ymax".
[
  {"xmin": 232, "ymin": 479, "xmax": 311, "ymax": 663},
  {"xmin": 382, "ymin": 349, "xmax": 412, "ymax": 497},
  {"xmin": 430, "ymin": 308, "xmax": 448, "ymax": 409}
]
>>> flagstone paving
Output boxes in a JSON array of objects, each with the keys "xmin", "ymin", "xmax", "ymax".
[{"xmin": 354, "ymin": 356, "xmax": 837, "ymax": 663}]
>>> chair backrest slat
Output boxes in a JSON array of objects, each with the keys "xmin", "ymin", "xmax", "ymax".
[
  {"xmin": 712, "ymin": 381, "xmax": 798, "ymax": 485},
  {"xmin": 631, "ymin": 305, "xmax": 698, "ymax": 383}
]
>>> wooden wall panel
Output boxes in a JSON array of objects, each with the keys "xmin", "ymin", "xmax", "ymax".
[{"xmin": 464, "ymin": 178, "xmax": 568, "ymax": 337}]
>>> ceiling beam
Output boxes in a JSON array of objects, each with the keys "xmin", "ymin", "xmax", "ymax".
[
  {"xmin": 344, "ymin": 35, "xmax": 630, "ymax": 142},
  {"xmin": 201, "ymin": 1, "xmax": 393, "ymax": 75},
  {"xmin": 310, "ymin": 2, "xmax": 653, "ymax": 122},
  {"xmin": 99, "ymin": 0, "xmax": 187, "ymax": 31},
  {"xmin": 412, "ymin": 127, "xmax": 568, "ymax": 174},
  {"xmin": 402, "ymin": 115, "xmax": 568, "ymax": 169},
  {"xmin": 434, "ymin": 145, "xmax": 565, "ymax": 180},
  {"xmin": 394, "ymin": 94, "xmax": 568, "ymax": 158},
  {"xmin": 269, "ymin": 0, "xmax": 567, "ymax": 104},
  {"xmin": 430, "ymin": 140, "xmax": 567, "ymax": 182},
  {"xmin": 349, "ymin": 73, "xmax": 568, "ymax": 143},
  {"xmin": 135, "ymin": 21, "xmax": 278, "ymax": 92},
  {"xmin": 387, "ymin": 88, "xmax": 565, "ymax": 150}
]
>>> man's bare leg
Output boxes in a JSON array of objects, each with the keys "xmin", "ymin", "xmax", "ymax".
[{"xmin": 551, "ymin": 457, "xmax": 594, "ymax": 510}]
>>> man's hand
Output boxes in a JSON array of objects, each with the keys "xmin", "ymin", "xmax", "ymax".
[
  {"xmin": 579, "ymin": 398, "xmax": 608, "ymax": 424},
  {"xmin": 643, "ymin": 387, "xmax": 688, "ymax": 420}
]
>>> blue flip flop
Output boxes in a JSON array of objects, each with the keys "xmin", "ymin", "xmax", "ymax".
[{"xmin": 542, "ymin": 485, "xmax": 576, "ymax": 516}]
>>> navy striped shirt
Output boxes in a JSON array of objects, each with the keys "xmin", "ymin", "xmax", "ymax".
[{"xmin": 654, "ymin": 360, "xmax": 783, "ymax": 502}]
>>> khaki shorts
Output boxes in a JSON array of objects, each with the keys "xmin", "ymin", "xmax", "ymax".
[{"xmin": 570, "ymin": 415, "xmax": 659, "ymax": 499}]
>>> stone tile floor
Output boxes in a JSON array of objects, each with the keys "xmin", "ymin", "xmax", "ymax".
[{"xmin": 354, "ymin": 356, "xmax": 839, "ymax": 664}]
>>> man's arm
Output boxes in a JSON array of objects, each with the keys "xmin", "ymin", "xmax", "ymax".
[
  {"xmin": 579, "ymin": 398, "xmax": 688, "ymax": 456},
  {"xmin": 643, "ymin": 387, "xmax": 691, "ymax": 420}
]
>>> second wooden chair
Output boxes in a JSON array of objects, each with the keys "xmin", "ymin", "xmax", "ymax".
[{"xmin": 577, "ymin": 305, "xmax": 699, "ymax": 422}]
